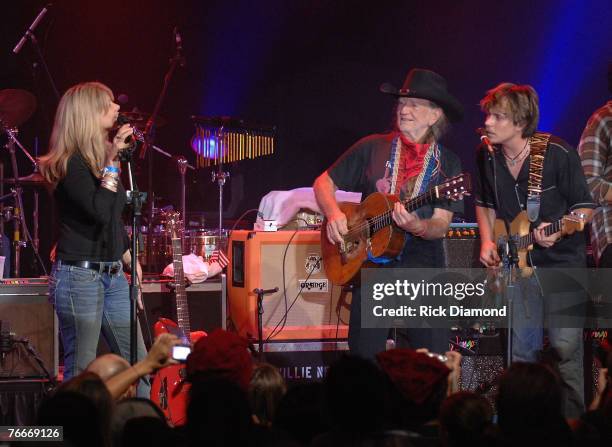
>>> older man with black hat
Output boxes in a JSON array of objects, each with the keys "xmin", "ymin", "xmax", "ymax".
[{"xmin": 313, "ymin": 68, "xmax": 465, "ymax": 359}]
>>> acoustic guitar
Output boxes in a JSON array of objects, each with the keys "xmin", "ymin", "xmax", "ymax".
[
  {"xmin": 494, "ymin": 211, "xmax": 586, "ymax": 269},
  {"xmin": 150, "ymin": 212, "xmax": 206, "ymax": 426},
  {"xmin": 321, "ymin": 173, "xmax": 471, "ymax": 285}
]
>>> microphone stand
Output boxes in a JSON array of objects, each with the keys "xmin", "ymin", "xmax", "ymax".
[
  {"xmin": 253, "ymin": 287, "xmax": 279, "ymax": 360},
  {"xmin": 482, "ymin": 135, "xmax": 518, "ymax": 366},
  {"xmin": 140, "ymin": 30, "xmax": 185, "ymax": 273},
  {"xmin": 178, "ymin": 157, "xmax": 188, "ymax": 229},
  {"xmin": 26, "ymin": 33, "xmax": 60, "ymax": 102},
  {"xmin": 212, "ymin": 128, "xmax": 230, "ymax": 239},
  {"xmin": 119, "ymin": 146, "xmax": 146, "ymax": 365},
  {"xmin": 13, "ymin": 4, "xmax": 60, "ymax": 103},
  {"xmin": 502, "ymin": 229, "xmax": 520, "ymax": 366}
]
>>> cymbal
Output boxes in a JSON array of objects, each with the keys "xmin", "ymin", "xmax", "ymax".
[
  {"xmin": 3, "ymin": 172, "xmax": 46, "ymax": 186},
  {"xmin": 121, "ymin": 111, "xmax": 166, "ymax": 128},
  {"xmin": 0, "ymin": 89, "xmax": 37, "ymax": 128}
]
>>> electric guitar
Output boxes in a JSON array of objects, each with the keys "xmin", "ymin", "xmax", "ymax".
[
  {"xmin": 321, "ymin": 173, "xmax": 471, "ymax": 285},
  {"xmin": 494, "ymin": 211, "xmax": 586, "ymax": 269},
  {"xmin": 150, "ymin": 212, "xmax": 206, "ymax": 426}
]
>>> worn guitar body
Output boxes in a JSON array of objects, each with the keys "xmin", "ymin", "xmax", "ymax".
[
  {"xmin": 150, "ymin": 319, "xmax": 205, "ymax": 427},
  {"xmin": 494, "ymin": 210, "xmax": 586, "ymax": 270},
  {"xmin": 150, "ymin": 319, "xmax": 188, "ymax": 427},
  {"xmin": 321, "ymin": 192, "xmax": 405, "ymax": 285},
  {"xmin": 150, "ymin": 212, "xmax": 207, "ymax": 427},
  {"xmin": 321, "ymin": 173, "xmax": 471, "ymax": 285},
  {"xmin": 494, "ymin": 212, "xmax": 532, "ymax": 269}
]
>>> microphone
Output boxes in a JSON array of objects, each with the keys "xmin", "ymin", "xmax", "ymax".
[
  {"xmin": 117, "ymin": 115, "xmax": 144, "ymax": 152},
  {"xmin": 477, "ymin": 128, "xmax": 494, "ymax": 155},
  {"xmin": 13, "ymin": 4, "xmax": 52, "ymax": 54},
  {"xmin": 116, "ymin": 115, "xmax": 134, "ymax": 145},
  {"xmin": 117, "ymin": 114, "xmax": 149, "ymax": 147}
]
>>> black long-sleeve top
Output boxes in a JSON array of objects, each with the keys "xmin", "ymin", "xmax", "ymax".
[{"xmin": 54, "ymin": 153, "xmax": 128, "ymax": 262}]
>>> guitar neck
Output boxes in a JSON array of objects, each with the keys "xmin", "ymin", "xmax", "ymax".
[
  {"xmin": 517, "ymin": 219, "xmax": 563, "ymax": 249},
  {"xmin": 369, "ymin": 188, "xmax": 439, "ymax": 234},
  {"xmin": 171, "ymin": 237, "xmax": 191, "ymax": 339}
]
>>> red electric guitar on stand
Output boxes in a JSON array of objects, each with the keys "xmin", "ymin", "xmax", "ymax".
[{"xmin": 150, "ymin": 213, "xmax": 206, "ymax": 426}]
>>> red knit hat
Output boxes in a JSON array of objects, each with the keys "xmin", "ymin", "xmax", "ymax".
[
  {"xmin": 186, "ymin": 329, "xmax": 253, "ymax": 391},
  {"xmin": 376, "ymin": 348, "xmax": 450, "ymax": 404}
]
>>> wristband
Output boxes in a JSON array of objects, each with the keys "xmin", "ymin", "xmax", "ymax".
[{"xmin": 102, "ymin": 166, "xmax": 120, "ymax": 178}]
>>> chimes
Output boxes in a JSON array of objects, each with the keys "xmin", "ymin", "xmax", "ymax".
[{"xmin": 191, "ymin": 116, "xmax": 275, "ymax": 168}]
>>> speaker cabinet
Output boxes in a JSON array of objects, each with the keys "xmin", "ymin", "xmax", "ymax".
[
  {"xmin": 0, "ymin": 283, "xmax": 58, "ymax": 379},
  {"xmin": 443, "ymin": 237, "xmax": 481, "ymax": 268},
  {"xmin": 228, "ymin": 230, "xmax": 349, "ymax": 341}
]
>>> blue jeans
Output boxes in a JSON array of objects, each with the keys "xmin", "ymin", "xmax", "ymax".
[
  {"xmin": 510, "ymin": 275, "xmax": 584, "ymax": 418},
  {"xmin": 49, "ymin": 260, "xmax": 150, "ymax": 397}
]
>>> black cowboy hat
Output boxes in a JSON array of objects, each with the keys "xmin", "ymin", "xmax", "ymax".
[{"xmin": 380, "ymin": 68, "xmax": 464, "ymax": 122}]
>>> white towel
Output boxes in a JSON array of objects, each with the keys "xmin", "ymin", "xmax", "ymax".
[
  {"xmin": 162, "ymin": 253, "xmax": 222, "ymax": 283},
  {"xmin": 255, "ymin": 187, "xmax": 361, "ymax": 229}
]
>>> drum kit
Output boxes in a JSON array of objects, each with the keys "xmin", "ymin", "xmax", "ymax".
[
  {"xmin": 127, "ymin": 214, "xmax": 229, "ymax": 272},
  {"xmin": 0, "ymin": 88, "xmax": 46, "ymax": 277}
]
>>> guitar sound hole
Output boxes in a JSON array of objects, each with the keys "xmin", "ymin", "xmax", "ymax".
[{"xmin": 345, "ymin": 240, "xmax": 360, "ymax": 253}]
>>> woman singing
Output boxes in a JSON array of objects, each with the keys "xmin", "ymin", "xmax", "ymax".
[{"xmin": 39, "ymin": 82, "xmax": 148, "ymax": 394}]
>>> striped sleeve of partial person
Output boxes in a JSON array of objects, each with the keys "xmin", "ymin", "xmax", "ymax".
[{"xmin": 579, "ymin": 107, "xmax": 612, "ymax": 204}]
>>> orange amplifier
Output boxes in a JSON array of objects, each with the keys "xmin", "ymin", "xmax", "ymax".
[{"xmin": 228, "ymin": 230, "xmax": 349, "ymax": 341}]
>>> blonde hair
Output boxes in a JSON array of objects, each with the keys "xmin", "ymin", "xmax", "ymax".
[
  {"xmin": 248, "ymin": 362, "xmax": 286, "ymax": 426},
  {"xmin": 39, "ymin": 82, "xmax": 114, "ymax": 187}
]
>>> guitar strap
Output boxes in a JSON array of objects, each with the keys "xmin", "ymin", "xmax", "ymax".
[
  {"xmin": 526, "ymin": 131, "xmax": 551, "ymax": 222},
  {"xmin": 366, "ymin": 137, "xmax": 440, "ymax": 265},
  {"xmin": 389, "ymin": 135, "xmax": 440, "ymax": 199}
]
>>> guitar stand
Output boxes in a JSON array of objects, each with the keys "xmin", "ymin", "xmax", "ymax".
[{"xmin": 253, "ymin": 287, "xmax": 279, "ymax": 360}]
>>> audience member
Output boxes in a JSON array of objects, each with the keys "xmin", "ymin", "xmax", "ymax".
[
  {"xmin": 55, "ymin": 371, "xmax": 114, "ymax": 447},
  {"xmin": 121, "ymin": 416, "xmax": 176, "ymax": 447},
  {"xmin": 186, "ymin": 328, "xmax": 253, "ymax": 391},
  {"xmin": 575, "ymin": 351, "xmax": 612, "ymax": 442},
  {"xmin": 111, "ymin": 397, "xmax": 167, "ymax": 446},
  {"xmin": 248, "ymin": 362, "xmax": 287, "ymax": 427},
  {"xmin": 377, "ymin": 348, "xmax": 450, "ymax": 438},
  {"xmin": 37, "ymin": 391, "xmax": 106, "ymax": 447},
  {"xmin": 87, "ymin": 353, "xmax": 136, "ymax": 399},
  {"xmin": 311, "ymin": 355, "xmax": 388, "ymax": 446},
  {"xmin": 187, "ymin": 376, "xmax": 255, "ymax": 447},
  {"xmin": 439, "ymin": 391, "xmax": 493, "ymax": 447},
  {"xmin": 496, "ymin": 362, "xmax": 574, "ymax": 445},
  {"xmin": 275, "ymin": 382, "xmax": 329, "ymax": 445},
  {"xmin": 105, "ymin": 333, "xmax": 180, "ymax": 400}
]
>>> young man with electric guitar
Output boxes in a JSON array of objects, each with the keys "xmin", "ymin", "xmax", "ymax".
[
  {"xmin": 475, "ymin": 83, "xmax": 596, "ymax": 418},
  {"xmin": 314, "ymin": 68, "xmax": 466, "ymax": 360}
]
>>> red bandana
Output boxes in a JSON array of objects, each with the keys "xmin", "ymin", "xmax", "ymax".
[{"xmin": 395, "ymin": 139, "xmax": 430, "ymax": 195}]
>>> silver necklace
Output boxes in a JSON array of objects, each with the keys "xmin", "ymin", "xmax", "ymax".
[{"xmin": 503, "ymin": 140, "xmax": 529, "ymax": 167}]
